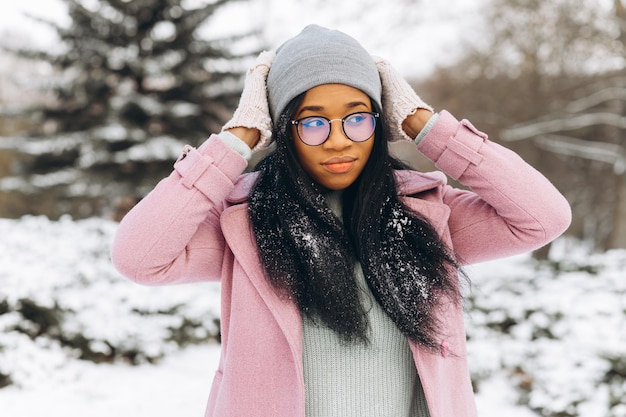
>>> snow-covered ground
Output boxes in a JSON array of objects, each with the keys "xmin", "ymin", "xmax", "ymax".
[{"xmin": 0, "ymin": 216, "xmax": 625, "ymax": 416}]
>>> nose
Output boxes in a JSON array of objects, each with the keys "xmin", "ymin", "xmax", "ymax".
[{"xmin": 322, "ymin": 120, "xmax": 351, "ymax": 150}]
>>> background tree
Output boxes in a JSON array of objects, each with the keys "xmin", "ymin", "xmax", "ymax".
[
  {"xmin": 417, "ymin": 0, "xmax": 626, "ymax": 250},
  {"xmin": 0, "ymin": 0, "xmax": 259, "ymax": 220}
]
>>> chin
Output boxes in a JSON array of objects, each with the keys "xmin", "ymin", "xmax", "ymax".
[
  {"xmin": 319, "ymin": 180, "xmax": 355, "ymax": 191},
  {"xmin": 310, "ymin": 170, "xmax": 362, "ymax": 191}
]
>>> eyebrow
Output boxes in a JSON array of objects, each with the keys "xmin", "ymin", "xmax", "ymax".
[{"xmin": 296, "ymin": 101, "xmax": 369, "ymax": 116}]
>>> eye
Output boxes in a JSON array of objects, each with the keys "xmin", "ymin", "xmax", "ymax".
[
  {"xmin": 300, "ymin": 117, "xmax": 327, "ymax": 130},
  {"xmin": 345, "ymin": 113, "xmax": 368, "ymax": 126}
]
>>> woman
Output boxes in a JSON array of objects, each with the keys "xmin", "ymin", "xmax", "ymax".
[{"xmin": 111, "ymin": 25, "xmax": 571, "ymax": 417}]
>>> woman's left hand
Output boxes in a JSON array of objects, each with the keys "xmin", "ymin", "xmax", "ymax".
[{"xmin": 374, "ymin": 56, "xmax": 433, "ymax": 141}]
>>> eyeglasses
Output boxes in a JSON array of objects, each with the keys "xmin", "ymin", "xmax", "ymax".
[{"xmin": 291, "ymin": 112, "xmax": 379, "ymax": 146}]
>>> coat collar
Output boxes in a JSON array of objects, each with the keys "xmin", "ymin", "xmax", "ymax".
[{"xmin": 226, "ymin": 169, "xmax": 447, "ymax": 204}]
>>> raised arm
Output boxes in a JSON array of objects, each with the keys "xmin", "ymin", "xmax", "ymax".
[
  {"xmin": 111, "ymin": 138, "xmax": 247, "ymax": 285},
  {"xmin": 417, "ymin": 111, "xmax": 571, "ymax": 264},
  {"xmin": 376, "ymin": 56, "xmax": 571, "ymax": 264},
  {"xmin": 112, "ymin": 51, "xmax": 275, "ymax": 285}
]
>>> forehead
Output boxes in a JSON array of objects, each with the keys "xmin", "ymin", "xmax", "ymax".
[{"xmin": 299, "ymin": 84, "xmax": 371, "ymax": 111}]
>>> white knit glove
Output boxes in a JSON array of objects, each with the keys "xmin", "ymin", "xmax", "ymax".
[
  {"xmin": 222, "ymin": 50, "xmax": 276, "ymax": 150},
  {"xmin": 374, "ymin": 56, "xmax": 433, "ymax": 142}
]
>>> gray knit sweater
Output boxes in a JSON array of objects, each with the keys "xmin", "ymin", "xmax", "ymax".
[{"xmin": 302, "ymin": 191, "xmax": 431, "ymax": 417}]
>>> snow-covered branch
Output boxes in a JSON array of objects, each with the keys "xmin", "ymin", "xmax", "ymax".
[
  {"xmin": 566, "ymin": 87, "xmax": 626, "ymax": 113},
  {"xmin": 532, "ymin": 134, "xmax": 626, "ymax": 173},
  {"xmin": 500, "ymin": 112, "xmax": 626, "ymax": 141}
]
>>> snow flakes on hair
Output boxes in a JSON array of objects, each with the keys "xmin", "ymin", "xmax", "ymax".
[
  {"xmin": 358, "ymin": 189, "xmax": 460, "ymax": 351},
  {"xmin": 248, "ymin": 151, "xmax": 369, "ymax": 342}
]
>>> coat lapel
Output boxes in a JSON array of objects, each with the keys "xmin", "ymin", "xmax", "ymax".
[
  {"xmin": 219, "ymin": 202, "xmax": 303, "ymax": 358},
  {"xmin": 394, "ymin": 170, "xmax": 451, "ymax": 235}
]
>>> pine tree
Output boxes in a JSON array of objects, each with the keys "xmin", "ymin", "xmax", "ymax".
[{"xmin": 0, "ymin": 0, "xmax": 260, "ymax": 219}]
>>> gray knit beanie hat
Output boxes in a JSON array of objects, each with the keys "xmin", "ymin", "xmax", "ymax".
[{"xmin": 267, "ymin": 25, "xmax": 382, "ymax": 120}]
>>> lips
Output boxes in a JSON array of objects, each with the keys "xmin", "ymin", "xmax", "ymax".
[{"xmin": 322, "ymin": 156, "xmax": 357, "ymax": 174}]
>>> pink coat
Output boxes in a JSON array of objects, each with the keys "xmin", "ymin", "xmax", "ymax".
[{"xmin": 111, "ymin": 110, "xmax": 571, "ymax": 417}]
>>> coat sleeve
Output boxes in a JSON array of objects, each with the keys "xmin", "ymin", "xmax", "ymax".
[
  {"xmin": 417, "ymin": 111, "xmax": 572, "ymax": 265},
  {"xmin": 111, "ymin": 135, "xmax": 248, "ymax": 285}
]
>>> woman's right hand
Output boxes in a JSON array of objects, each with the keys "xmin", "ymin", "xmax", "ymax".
[{"xmin": 222, "ymin": 50, "xmax": 276, "ymax": 150}]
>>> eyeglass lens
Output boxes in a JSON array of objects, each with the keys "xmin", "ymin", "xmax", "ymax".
[{"xmin": 295, "ymin": 112, "xmax": 377, "ymax": 146}]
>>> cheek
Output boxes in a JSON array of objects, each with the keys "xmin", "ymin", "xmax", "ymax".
[
  {"xmin": 292, "ymin": 135, "xmax": 317, "ymax": 173},
  {"xmin": 359, "ymin": 140, "xmax": 375, "ymax": 166},
  {"xmin": 291, "ymin": 127, "xmax": 306, "ymax": 158}
]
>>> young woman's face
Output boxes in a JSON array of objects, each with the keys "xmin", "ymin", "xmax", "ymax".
[{"xmin": 291, "ymin": 84, "xmax": 376, "ymax": 190}]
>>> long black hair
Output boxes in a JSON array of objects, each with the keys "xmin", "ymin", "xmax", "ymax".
[{"xmin": 248, "ymin": 92, "xmax": 461, "ymax": 351}]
